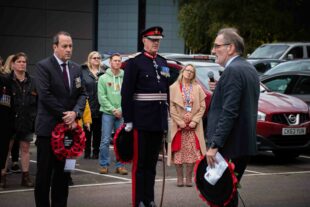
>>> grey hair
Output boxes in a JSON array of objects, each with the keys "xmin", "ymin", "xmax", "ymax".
[{"xmin": 217, "ymin": 28, "xmax": 244, "ymax": 55}]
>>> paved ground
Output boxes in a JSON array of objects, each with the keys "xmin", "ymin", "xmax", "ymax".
[{"xmin": 1, "ymin": 143, "xmax": 310, "ymax": 207}]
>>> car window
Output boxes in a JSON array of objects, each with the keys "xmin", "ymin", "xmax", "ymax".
[
  {"xmin": 249, "ymin": 45, "xmax": 289, "ymax": 59},
  {"xmin": 307, "ymin": 46, "xmax": 310, "ymax": 58},
  {"xmin": 263, "ymin": 76, "xmax": 294, "ymax": 93},
  {"xmin": 286, "ymin": 46, "xmax": 303, "ymax": 59},
  {"xmin": 293, "ymin": 76, "xmax": 310, "ymax": 95}
]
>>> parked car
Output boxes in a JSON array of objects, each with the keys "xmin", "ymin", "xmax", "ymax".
[
  {"xmin": 263, "ymin": 59, "xmax": 310, "ymax": 76},
  {"xmin": 248, "ymin": 42, "xmax": 310, "ymax": 60},
  {"xmin": 247, "ymin": 58, "xmax": 284, "ymax": 75},
  {"xmin": 256, "ymin": 84, "xmax": 310, "ymax": 158},
  {"xmin": 261, "ymin": 71, "xmax": 310, "ymax": 107}
]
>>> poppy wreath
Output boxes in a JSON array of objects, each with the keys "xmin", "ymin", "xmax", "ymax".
[
  {"xmin": 51, "ymin": 122, "xmax": 86, "ymax": 160},
  {"xmin": 194, "ymin": 155, "xmax": 238, "ymax": 207}
]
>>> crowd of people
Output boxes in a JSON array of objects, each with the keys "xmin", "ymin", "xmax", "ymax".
[{"xmin": 0, "ymin": 26, "xmax": 259, "ymax": 207}]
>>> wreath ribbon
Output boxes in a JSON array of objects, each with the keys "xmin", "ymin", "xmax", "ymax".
[{"xmin": 51, "ymin": 122, "xmax": 86, "ymax": 160}]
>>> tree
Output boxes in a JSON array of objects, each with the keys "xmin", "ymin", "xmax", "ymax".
[{"xmin": 178, "ymin": 0, "xmax": 310, "ymax": 55}]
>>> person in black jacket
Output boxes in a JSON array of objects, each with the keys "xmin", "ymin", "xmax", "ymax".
[
  {"xmin": 206, "ymin": 28, "xmax": 260, "ymax": 207},
  {"xmin": 2, "ymin": 52, "xmax": 37, "ymax": 187},
  {"xmin": 0, "ymin": 71, "xmax": 14, "ymax": 188},
  {"xmin": 81, "ymin": 51, "xmax": 105, "ymax": 159},
  {"xmin": 34, "ymin": 31, "xmax": 86, "ymax": 207}
]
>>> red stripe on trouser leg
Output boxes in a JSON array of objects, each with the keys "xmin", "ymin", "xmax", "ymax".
[{"xmin": 132, "ymin": 129, "xmax": 139, "ymax": 207}]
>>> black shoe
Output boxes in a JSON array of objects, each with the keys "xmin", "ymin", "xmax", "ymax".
[
  {"xmin": 91, "ymin": 154, "xmax": 98, "ymax": 159},
  {"xmin": 11, "ymin": 163, "xmax": 21, "ymax": 173},
  {"xmin": 68, "ymin": 176, "xmax": 74, "ymax": 186}
]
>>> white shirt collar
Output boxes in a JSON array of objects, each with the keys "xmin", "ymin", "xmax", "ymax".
[
  {"xmin": 53, "ymin": 54, "xmax": 68, "ymax": 66},
  {"xmin": 225, "ymin": 55, "xmax": 239, "ymax": 68}
]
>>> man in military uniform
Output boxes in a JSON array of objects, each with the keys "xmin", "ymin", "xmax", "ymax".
[{"xmin": 121, "ymin": 26, "xmax": 169, "ymax": 207}]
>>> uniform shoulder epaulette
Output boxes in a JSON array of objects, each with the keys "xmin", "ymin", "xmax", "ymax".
[{"xmin": 127, "ymin": 52, "xmax": 142, "ymax": 59}]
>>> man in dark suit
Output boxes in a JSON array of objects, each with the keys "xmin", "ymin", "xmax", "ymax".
[
  {"xmin": 34, "ymin": 31, "xmax": 86, "ymax": 207},
  {"xmin": 206, "ymin": 28, "xmax": 260, "ymax": 207}
]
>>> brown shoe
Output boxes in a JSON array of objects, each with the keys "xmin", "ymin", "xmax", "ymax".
[
  {"xmin": 21, "ymin": 172, "xmax": 34, "ymax": 187},
  {"xmin": 99, "ymin": 167, "xmax": 108, "ymax": 174},
  {"xmin": 115, "ymin": 167, "xmax": 128, "ymax": 175}
]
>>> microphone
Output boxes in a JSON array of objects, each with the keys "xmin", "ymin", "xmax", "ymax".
[{"xmin": 208, "ymin": 71, "xmax": 215, "ymax": 82}]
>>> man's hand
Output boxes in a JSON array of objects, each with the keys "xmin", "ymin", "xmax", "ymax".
[
  {"xmin": 113, "ymin": 109, "xmax": 122, "ymax": 119},
  {"xmin": 62, "ymin": 111, "xmax": 77, "ymax": 125},
  {"xmin": 208, "ymin": 81, "xmax": 217, "ymax": 92},
  {"xmin": 84, "ymin": 123, "xmax": 91, "ymax": 131},
  {"xmin": 206, "ymin": 148, "xmax": 218, "ymax": 168},
  {"xmin": 125, "ymin": 122, "xmax": 133, "ymax": 132}
]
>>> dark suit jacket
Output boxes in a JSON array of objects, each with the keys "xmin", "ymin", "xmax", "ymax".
[
  {"xmin": 35, "ymin": 55, "xmax": 86, "ymax": 137},
  {"xmin": 207, "ymin": 56, "xmax": 260, "ymax": 158}
]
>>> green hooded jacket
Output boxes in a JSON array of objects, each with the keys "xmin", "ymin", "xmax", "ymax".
[{"xmin": 98, "ymin": 68, "xmax": 124, "ymax": 115}]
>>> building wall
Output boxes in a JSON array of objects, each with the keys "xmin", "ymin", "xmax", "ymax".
[
  {"xmin": 98, "ymin": 0, "xmax": 184, "ymax": 55},
  {"xmin": 0, "ymin": 0, "xmax": 94, "ymax": 74},
  {"xmin": 146, "ymin": 0, "xmax": 183, "ymax": 53},
  {"xmin": 98, "ymin": 0, "xmax": 139, "ymax": 55}
]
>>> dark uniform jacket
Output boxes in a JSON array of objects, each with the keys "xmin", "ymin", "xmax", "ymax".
[
  {"xmin": 81, "ymin": 64, "xmax": 104, "ymax": 118},
  {"xmin": 0, "ymin": 74, "xmax": 14, "ymax": 169},
  {"xmin": 207, "ymin": 56, "xmax": 260, "ymax": 158},
  {"xmin": 121, "ymin": 52, "xmax": 169, "ymax": 131},
  {"xmin": 10, "ymin": 71, "xmax": 37, "ymax": 134},
  {"xmin": 35, "ymin": 56, "xmax": 86, "ymax": 137}
]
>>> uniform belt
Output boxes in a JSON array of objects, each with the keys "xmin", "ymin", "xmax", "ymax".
[{"xmin": 133, "ymin": 93, "xmax": 167, "ymax": 101}]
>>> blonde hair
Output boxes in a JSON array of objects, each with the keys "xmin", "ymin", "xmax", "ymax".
[
  {"xmin": 1, "ymin": 54, "xmax": 14, "ymax": 74},
  {"xmin": 86, "ymin": 51, "xmax": 101, "ymax": 70},
  {"xmin": 176, "ymin": 64, "xmax": 197, "ymax": 84}
]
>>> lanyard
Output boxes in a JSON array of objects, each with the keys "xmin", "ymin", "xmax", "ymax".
[{"xmin": 182, "ymin": 83, "xmax": 192, "ymax": 107}]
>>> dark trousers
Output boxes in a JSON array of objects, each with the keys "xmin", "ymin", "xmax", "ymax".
[
  {"xmin": 132, "ymin": 130, "xmax": 163, "ymax": 207},
  {"xmin": 0, "ymin": 130, "xmax": 11, "ymax": 170},
  {"xmin": 225, "ymin": 156, "xmax": 250, "ymax": 207},
  {"xmin": 84, "ymin": 117, "xmax": 101, "ymax": 156},
  {"xmin": 34, "ymin": 137, "xmax": 69, "ymax": 207},
  {"xmin": 11, "ymin": 140, "xmax": 20, "ymax": 162}
]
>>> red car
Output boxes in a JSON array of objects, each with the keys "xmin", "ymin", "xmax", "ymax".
[{"xmin": 112, "ymin": 54, "xmax": 310, "ymax": 158}]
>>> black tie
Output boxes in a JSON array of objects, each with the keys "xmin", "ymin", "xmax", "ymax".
[{"xmin": 61, "ymin": 63, "xmax": 69, "ymax": 90}]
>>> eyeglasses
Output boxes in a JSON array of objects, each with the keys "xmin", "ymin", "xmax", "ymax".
[
  {"xmin": 92, "ymin": 57, "xmax": 101, "ymax": 60},
  {"xmin": 184, "ymin": 69, "xmax": 194, "ymax": 74},
  {"xmin": 213, "ymin": 43, "xmax": 231, "ymax": 49}
]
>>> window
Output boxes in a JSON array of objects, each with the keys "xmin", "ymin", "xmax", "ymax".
[
  {"xmin": 263, "ymin": 76, "xmax": 293, "ymax": 93},
  {"xmin": 307, "ymin": 46, "xmax": 310, "ymax": 58},
  {"xmin": 293, "ymin": 76, "xmax": 310, "ymax": 95},
  {"xmin": 286, "ymin": 47, "xmax": 303, "ymax": 59}
]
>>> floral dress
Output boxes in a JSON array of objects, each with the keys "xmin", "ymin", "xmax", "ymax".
[{"xmin": 172, "ymin": 84, "xmax": 201, "ymax": 164}]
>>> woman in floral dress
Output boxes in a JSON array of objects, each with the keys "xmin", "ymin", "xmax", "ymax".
[{"xmin": 168, "ymin": 64, "xmax": 207, "ymax": 187}]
